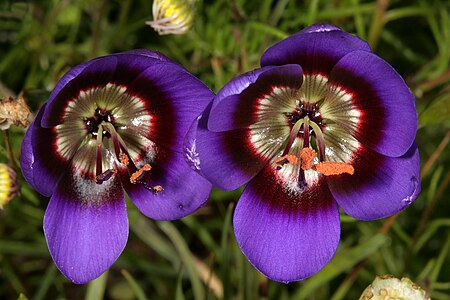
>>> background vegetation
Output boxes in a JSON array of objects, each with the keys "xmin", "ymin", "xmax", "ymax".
[{"xmin": 1, "ymin": 0, "xmax": 449, "ymax": 299}]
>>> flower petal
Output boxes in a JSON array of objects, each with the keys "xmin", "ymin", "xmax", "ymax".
[
  {"xmin": 20, "ymin": 104, "xmax": 67, "ymax": 196},
  {"xmin": 114, "ymin": 49, "xmax": 172, "ymax": 62},
  {"xmin": 123, "ymin": 146, "xmax": 212, "ymax": 220},
  {"xmin": 234, "ymin": 166, "xmax": 340, "ymax": 282},
  {"xmin": 260, "ymin": 24, "xmax": 370, "ymax": 74},
  {"xmin": 42, "ymin": 55, "xmax": 119, "ymax": 127},
  {"xmin": 196, "ymin": 104, "xmax": 283, "ymax": 190},
  {"xmin": 123, "ymin": 60, "xmax": 214, "ymax": 151},
  {"xmin": 327, "ymin": 144, "xmax": 421, "ymax": 221},
  {"xmin": 208, "ymin": 65, "xmax": 303, "ymax": 131},
  {"xmin": 327, "ymin": 50, "xmax": 417, "ymax": 157},
  {"xmin": 44, "ymin": 167, "xmax": 128, "ymax": 284}
]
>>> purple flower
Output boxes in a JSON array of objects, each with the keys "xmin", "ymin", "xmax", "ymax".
[
  {"xmin": 20, "ymin": 50, "xmax": 214, "ymax": 284},
  {"xmin": 191, "ymin": 24, "xmax": 421, "ymax": 282}
]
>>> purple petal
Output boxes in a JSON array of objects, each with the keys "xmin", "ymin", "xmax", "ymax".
[
  {"xmin": 328, "ymin": 50, "xmax": 417, "ymax": 157},
  {"xmin": 208, "ymin": 65, "xmax": 303, "ymax": 132},
  {"xmin": 123, "ymin": 147, "xmax": 212, "ymax": 220},
  {"xmin": 42, "ymin": 51, "xmax": 213, "ymax": 142},
  {"xmin": 44, "ymin": 168, "xmax": 128, "ymax": 284},
  {"xmin": 114, "ymin": 49, "xmax": 172, "ymax": 62},
  {"xmin": 42, "ymin": 55, "xmax": 119, "ymax": 127},
  {"xmin": 123, "ymin": 61, "xmax": 214, "ymax": 152},
  {"xmin": 20, "ymin": 114, "xmax": 37, "ymax": 191},
  {"xmin": 260, "ymin": 24, "xmax": 371, "ymax": 75},
  {"xmin": 44, "ymin": 50, "xmax": 169, "ymax": 121},
  {"xmin": 195, "ymin": 105, "xmax": 271, "ymax": 191},
  {"xmin": 20, "ymin": 104, "xmax": 66, "ymax": 196},
  {"xmin": 234, "ymin": 166, "xmax": 340, "ymax": 282},
  {"xmin": 327, "ymin": 144, "xmax": 421, "ymax": 221}
]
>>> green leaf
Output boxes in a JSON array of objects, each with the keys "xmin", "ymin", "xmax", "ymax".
[
  {"xmin": 295, "ymin": 234, "xmax": 388, "ymax": 299},
  {"xmin": 85, "ymin": 271, "xmax": 108, "ymax": 300},
  {"xmin": 158, "ymin": 222, "xmax": 205, "ymax": 300},
  {"xmin": 121, "ymin": 269, "xmax": 149, "ymax": 300},
  {"xmin": 419, "ymin": 93, "xmax": 450, "ymax": 126}
]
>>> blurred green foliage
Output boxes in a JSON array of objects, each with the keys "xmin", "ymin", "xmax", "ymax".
[{"xmin": 0, "ymin": 0, "xmax": 450, "ymax": 299}]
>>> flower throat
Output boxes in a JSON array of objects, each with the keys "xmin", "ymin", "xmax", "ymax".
[
  {"xmin": 85, "ymin": 107, "xmax": 163, "ymax": 194},
  {"xmin": 275, "ymin": 98, "xmax": 354, "ymax": 188}
]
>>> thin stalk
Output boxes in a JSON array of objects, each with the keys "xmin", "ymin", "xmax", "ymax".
[
  {"xmin": 368, "ymin": 0, "xmax": 389, "ymax": 50},
  {"xmin": 403, "ymin": 170, "xmax": 450, "ymax": 272},
  {"xmin": 2, "ymin": 130, "xmax": 18, "ymax": 169},
  {"xmin": 421, "ymin": 130, "xmax": 450, "ymax": 179}
]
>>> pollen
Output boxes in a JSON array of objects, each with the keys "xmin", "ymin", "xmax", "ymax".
[
  {"xmin": 300, "ymin": 148, "xmax": 317, "ymax": 170},
  {"xmin": 274, "ymin": 154, "xmax": 298, "ymax": 169},
  {"xmin": 119, "ymin": 153, "xmax": 129, "ymax": 166},
  {"xmin": 313, "ymin": 161, "xmax": 355, "ymax": 176},
  {"xmin": 130, "ymin": 164, "xmax": 152, "ymax": 183},
  {"xmin": 153, "ymin": 185, "xmax": 164, "ymax": 193}
]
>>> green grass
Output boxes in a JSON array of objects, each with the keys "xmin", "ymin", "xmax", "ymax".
[{"xmin": 1, "ymin": 0, "xmax": 450, "ymax": 299}]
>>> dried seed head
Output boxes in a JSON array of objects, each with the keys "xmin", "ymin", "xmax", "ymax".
[
  {"xmin": 359, "ymin": 275, "xmax": 429, "ymax": 300},
  {"xmin": 0, "ymin": 94, "xmax": 31, "ymax": 130}
]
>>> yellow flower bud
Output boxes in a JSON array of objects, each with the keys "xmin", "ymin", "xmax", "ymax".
[
  {"xmin": 147, "ymin": 0, "xmax": 195, "ymax": 35},
  {"xmin": 0, "ymin": 163, "xmax": 19, "ymax": 209}
]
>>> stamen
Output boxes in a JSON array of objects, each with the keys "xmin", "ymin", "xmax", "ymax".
[
  {"xmin": 274, "ymin": 154, "xmax": 298, "ymax": 170},
  {"xmin": 303, "ymin": 116, "xmax": 310, "ymax": 148},
  {"xmin": 136, "ymin": 180, "xmax": 164, "ymax": 194},
  {"xmin": 313, "ymin": 162, "xmax": 355, "ymax": 176},
  {"xmin": 281, "ymin": 119, "xmax": 304, "ymax": 156},
  {"xmin": 309, "ymin": 121, "xmax": 326, "ymax": 161},
  {"xmin": 130, "ymin": 164, "xmax": 152, "ymax": 184},
  {"xmin": 300, "ymin": 148, "xmax": 317, "ymax": 170},
  {"xmin": 95, "ymin": 125, "xmax": 104, "ymax": 182},
  {"xmin": 96, "ymin": 169, "xmax": 117, "ymax": 184}
]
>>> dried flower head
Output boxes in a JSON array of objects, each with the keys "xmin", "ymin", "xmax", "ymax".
[
  {"xmin": 147, "ymin": 0, "xmax": 195, "ymax": 35},
  {"xmin": 0, "ymin": 94, "xmax": 31, "ymax": 130},
  {"xmin": 360, "ymin": 275, "xmax": 429, "ymax": 300},
  {"xmin": 0, "ymin": 163, "xmax": 19, "ymax": 209}
]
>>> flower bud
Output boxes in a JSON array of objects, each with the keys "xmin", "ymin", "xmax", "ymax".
[
  {"xmin": 0, "ymin": 163, "xmax": 19, "ymax": 209},
  {"xmin": 147, "ymin": 0, "xmax": 195, "ymax": 35}
]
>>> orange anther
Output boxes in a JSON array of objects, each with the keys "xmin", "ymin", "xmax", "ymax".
[
  {"xmin": 300, "ymin": 148, "xmax": 317, "ymax": 170},
  {"xmin": 153, "ymin": 185, "xmax": 164, "ymax": 193},
  {"xmin": 130, "ymin": 164, "xmax": 152, "ymax": 183},
  {"xmin": 313, "ymin": 162, "xmax": 354, "ymax": 176},
  {"xmin": 119, "ymin": 153, "xmax": 129, "ymax": 166},
  {"xmin": 274, "ymin": 154, "xmax": 298, "ymax": 169}
]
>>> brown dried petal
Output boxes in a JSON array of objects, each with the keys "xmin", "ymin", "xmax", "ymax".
[{"xmin": 0, "ymin": 95, "xmax": 31, "ymax": 129}]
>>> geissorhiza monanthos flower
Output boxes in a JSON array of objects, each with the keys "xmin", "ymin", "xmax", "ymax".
[
  {"xmin": 20, "ymin": 49, "xmax": 214, "ymax": 284},
  {"xmin": 190, "ymin": 23, "xmax": 421, "ymax": 283}
]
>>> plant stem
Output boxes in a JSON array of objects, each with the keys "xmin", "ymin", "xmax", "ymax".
[
  {"xmin": 2, "ymin": 130, "xmax": 18, "ymax": 170},
  {"xmin": 368, "ymin": 0, "xmax": 389, "ymax": 50}
]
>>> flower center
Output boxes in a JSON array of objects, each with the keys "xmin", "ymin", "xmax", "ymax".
[
  {"xmin": 55, "ymin": 83, "xmax": 161, "ymax": 194},
  {"xmin": 87, "ymin": 107, "xmax": 163, "ymax": 194},
  {"xmin": 85, "ymin": 108, "xmax": 115, "ymax": 137},
  {"xmin": 274, "ymin": 84, "xmax": 354, "ymax": 188}
]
